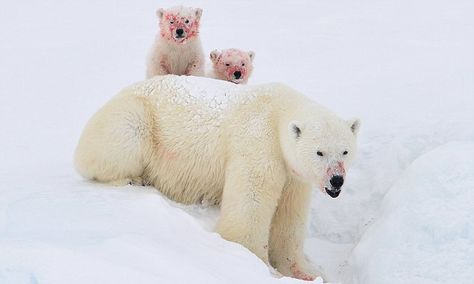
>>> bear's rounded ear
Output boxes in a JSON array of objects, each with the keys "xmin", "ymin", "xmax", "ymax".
[
  {"xmin": 210, "ymin": 50, "xmax": 221, "ymax": 63},
  {"xmin": 348, "ymin": 118, "xmax": 361, "ymax": 135},
  {"xmin": 156, "ymin": 8, "xmax": 165, "ymax": 19},
  {"xmin": 248, "ymin": 51, "xmax": 255, "ymax": 62},
  {"xmin": 289, "ymin": 121, "xmax": 304, "ymax": 139},
  {"xmin": 195, "ymin": 8, "xmax": 203, "ymax": 19}
]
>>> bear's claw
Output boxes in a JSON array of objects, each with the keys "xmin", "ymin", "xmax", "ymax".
[{"xmin": 290, "ymin": 263, "xmax": 317, "ymax": 281}]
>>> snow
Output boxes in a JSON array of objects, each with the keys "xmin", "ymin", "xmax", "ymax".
[
  {"xmin": 0, "ymin": 0, "xmax": 473, "ymax": 283},
  {"xmin": 134, "ymin": 75, "xmax": 245, "ymax": 112},
  {"xmin": 0, "ymin": 180, "xmax": 315, "ymax": 284},
  {"xmin": 352, "ymin": 142, "xmax": 474, "ymax": 283}
]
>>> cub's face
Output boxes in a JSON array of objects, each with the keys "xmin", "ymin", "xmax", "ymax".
[
  {"xmin": 285, "ymin": 117, "xmax": 360, "ymax": 198},
  {"xmin": 157, "ymin": 6, "xmax": 202, "ymax": 44},
  {"xmin": 210, "ymin": 49, "xmax": 255, "ymax": 84}
]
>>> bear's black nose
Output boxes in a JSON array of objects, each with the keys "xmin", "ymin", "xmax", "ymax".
[
  {"xmin": 176, "ymin": 29, "xmax": 184, "ymax": 35},
  {"xmin": 330, "ymin": 175, "xmax": 344, "ymax": 189},
  {"xmin": 234, "ymin": 71, "xmax": 242, "ymax": 79}
]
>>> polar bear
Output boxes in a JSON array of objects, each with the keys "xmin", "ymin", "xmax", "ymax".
[
  {"xmin": 74, "ymin": 75, "xmax": 360, "ymax": 281},
  {"xmin": 146, "ymin": 6, "xmax": 204, "ymax": 78},
  {"xmin": 208, "ymin": 48, "xmax": 255, "ymax": 84}
]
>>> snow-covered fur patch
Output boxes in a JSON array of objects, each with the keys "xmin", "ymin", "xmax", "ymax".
[
  {"xmin": 208, "ymin": 49, "xmax": 255, "ymax": 84},
  {"xmin": 74, "ymin": 75, "xmax": 360, "ymax": 281},
  {"xmin": 146, "ymin": 6, "xmax": 204, "ymax": 78}
]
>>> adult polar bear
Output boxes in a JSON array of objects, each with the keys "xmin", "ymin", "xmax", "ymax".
[{"xmin": 75, "ymin": 75, "xmax": 360, "ymax": 281}]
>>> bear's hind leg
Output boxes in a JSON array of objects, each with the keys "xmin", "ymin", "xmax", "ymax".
[{"xmin": 75, "ymin": 94, "xmax": 153, "ymax": 185}]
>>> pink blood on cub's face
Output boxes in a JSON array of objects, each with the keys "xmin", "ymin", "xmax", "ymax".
[
  {"xmin": 157, "ymin": 6, "xmax": 202, "ymax": 44},
  {"xmin": 210, "ymin": 49, "xmax": 255, "ymax": 84}
]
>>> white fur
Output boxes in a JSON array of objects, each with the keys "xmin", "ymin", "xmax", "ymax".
[
  {"xmin": 74, "ymin": 75, "xmax": 359, "ymax": 281},
  {"xmin": 147, "ymin": 39, "xmax": 204, "ymax": 78},
  {"xmin": 146, "ymin": 6, "xmax": 204, "ymax": 78},
  {"xmin": 206, "ymin": 48, "xmax": 255, "ymax": 84}
]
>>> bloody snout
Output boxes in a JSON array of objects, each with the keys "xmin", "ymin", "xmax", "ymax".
[{"xmin": 329, "ymin": 175, "xmax": 344, "ymax": 189}]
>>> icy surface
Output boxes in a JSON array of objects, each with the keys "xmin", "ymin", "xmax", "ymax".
[
  {"xmin": 0, "ymin": 175, "xmax": 320, "ymax": 284},
  {"xmin": 133, "ymin": 75, "xmax": 243, "ymax": 109},
  {"xmin": 0, "ymin": 0, "xmax": 473, "ymax": 283},
  {"xmin": 352, "ymin": 142, "xmax": 474, "ymax": 284}
]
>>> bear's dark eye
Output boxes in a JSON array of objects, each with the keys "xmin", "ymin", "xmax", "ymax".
[
  {"xmin": 292, "ymin": 125, "xmax": 301, "ymax": 138},
  {"xmin": 185, "ymin": 19, "xmax": 189, "ymax": 24},
  {"xmin": 242, "ymin": 63, "xmax": 245, "ymax": 66},
  {"xmin": 343, "ymin": 151, "xmax": 348, "ymax": 155},
  {"xmin": 170, "ymin": 21, "xmax": 174, "ymax": 24},
  {"xmin": 225, "ymin": 63, "xmax": 230, "ymax": 66},
  {"xmin": 317, "ymin": 151, "xmax": 324, "ymax": 157}
]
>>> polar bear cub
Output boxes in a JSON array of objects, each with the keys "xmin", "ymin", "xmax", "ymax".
[
  {"xmin": 146, "ymin": 6, "xmax": 204, "ymax": 78},
  {"xmin": 74, "ymin": 75, "xmax": 360, "ymax": 281},
  {"xmin": 208, "ymin": 48, "xmax": 255, "ymax": 84}
]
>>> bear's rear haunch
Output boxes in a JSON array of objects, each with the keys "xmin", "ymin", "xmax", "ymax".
[{"xmin": 74, "ymin": 75, "xmax": 360, "ymax": 281}]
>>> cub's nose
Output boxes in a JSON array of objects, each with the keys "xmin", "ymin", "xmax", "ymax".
[
  {"xmin": 176, "ymin": 29, "xmax": 184, "ymax": 35},
  {"xmin": 330, "ymin": 175, "xmax": 344, "ymax": 189},
  {"xmin": 234, "ymin": 71, "xmax": 242, "ymax": 79}
]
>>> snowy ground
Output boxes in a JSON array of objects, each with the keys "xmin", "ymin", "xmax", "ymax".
[
  {"xmin": 1, "ymin": 0, "xmax": 473, "ymax": 283},
  {"xmin": 352, "ymin": 142, "xmax": 474, "ymax": 283}
]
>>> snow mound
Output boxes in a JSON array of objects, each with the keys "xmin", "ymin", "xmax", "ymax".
[
  {"xmin": 351, "ymin": 141, "xmax": 474, "ymax": 284},
  {"xmin": 0, "ymin": 172, "xmax": 322, "ymax": 284}
]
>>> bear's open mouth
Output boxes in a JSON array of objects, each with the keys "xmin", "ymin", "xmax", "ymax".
[
  {"xmin": 231, "ymin": 78, "xmax": 243, "ymax": 84},
  {"xmin": 325, "ymin": 187, "xmax": 341, "ymax": 198},
  {"xmin": 173, "ymin": 36, "xmax": 187, "ymax": 43}
]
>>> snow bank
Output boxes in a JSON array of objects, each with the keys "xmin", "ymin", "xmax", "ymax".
[
  {"xmin": 0, "ymin": 169, "xmax": 320, "ymax": 284},
  {"xmin": 351, "ymin": 142, "xmax": 474, "ymax": 284}
]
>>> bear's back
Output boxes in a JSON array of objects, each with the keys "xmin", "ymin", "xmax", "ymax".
[
  {"xmin": 124, "ymin": 76, "xmax": 264, "ymax": 204},
  {"xmin": 136, "ymin": 75, "xmax": 246, "ymax": 109},
  {"xmin": 129, "ymin": 75, "xmax": 267, "ymax": 124}
]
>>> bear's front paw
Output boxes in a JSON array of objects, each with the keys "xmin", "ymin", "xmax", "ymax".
[
  {"xmin": 268, "ymin": 266, "xmax": 284, "ymax": 278},
  {"xmin": 290, "ymin": 263, "xmax": 320, "ymax": 282}
]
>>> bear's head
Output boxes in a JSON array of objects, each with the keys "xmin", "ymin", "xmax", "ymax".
[
  {"xmin": 281, "ymin": 108, "xmax": 360, "ymax": 198},
  {"xmin": 156, "ymin": 6, "xmax": 202, "ymax": 44},
  {"xmin": 210, "ymin": 49, "xmax": 255, "ymax": 84}
]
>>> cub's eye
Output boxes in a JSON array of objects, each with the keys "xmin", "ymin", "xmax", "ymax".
[
  {"xmin": 242, "ymin": 63, "xmax": 245, "ymax": 66},
  {"xmin": 225, "ymin": 63, "xmax": 230, "ymax": 66},
  {"xmin": 317, "ymin": 151, "xmax": 324, "ymax": 157},
  {"xmin": 170, "ymin": 21, "xmax": 174, "ymax": 24},
  {"xmin": 343, "ymin": 151, "xmax": 348, "ymax": 155},
  {"xmin": 185, "ymin": 19, "xmax": 189, "ymax": 24}
]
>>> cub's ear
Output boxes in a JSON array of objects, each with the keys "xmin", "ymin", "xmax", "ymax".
[
  {"xmin": 289, "ymin": 121, "xmax": 304, "ymax": 139},
  {"xmin": 248, "ymin": 51, "xmax": 255, "ymax": 62},
  {"xmin": 210, "ymin": 50, "xmax": 221, "ymax": 63},
  {"xmin": 195, "ymin": 8, "xmax": 203, "ymax": 19},
  {"xmin": 156, "ymin": 8, "xmax": 165, "ymax": 19},
  {"xmin": 347, "ymin": 118, "xmax": 361, "ymax": 135}
]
